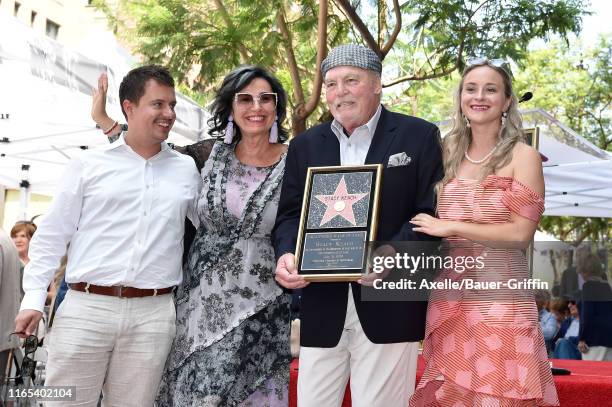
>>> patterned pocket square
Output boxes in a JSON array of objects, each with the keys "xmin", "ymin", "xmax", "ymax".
[{"xmin": 387, "ymin": 152, "xmax": 411, "ymax": 168}]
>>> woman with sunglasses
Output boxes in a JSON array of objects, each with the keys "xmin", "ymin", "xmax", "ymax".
[
  {"xmin": 92, "ymin": 66, "xmax": 290, "ymax": 406},
  {"xmin": 409, "ymin": 59, "xmax": 558, "ymax": 405}
]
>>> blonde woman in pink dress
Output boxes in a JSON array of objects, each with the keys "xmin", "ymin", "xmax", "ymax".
[{"xmin": 409, "ymin": 59, "xmax": 559, "ymax": 406}]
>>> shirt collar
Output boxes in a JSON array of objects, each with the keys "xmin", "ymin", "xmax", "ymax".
[
  {"xmin": 102, "ymin": 133, "xmax": 171, "ymax": 156},
  {"xmin": 331, "ymin": 104, "xmax": 382, "ymax": 141}
]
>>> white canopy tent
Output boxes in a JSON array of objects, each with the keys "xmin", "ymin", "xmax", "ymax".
[
  {"xmin": 521, "ymin": 109, "xmax": 612, "ymax": 218},
  {"xmin": 0, "ymin": 14, "xmax": 210, "ymax": 197},
  {"xmin": 439, "ymin": 108, "xmax": 612, "ymax": 218}
]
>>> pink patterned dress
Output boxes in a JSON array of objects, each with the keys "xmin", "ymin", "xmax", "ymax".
[{"xmin": 410, "ymin": 175, "xmax": 559, "ymax": 406}]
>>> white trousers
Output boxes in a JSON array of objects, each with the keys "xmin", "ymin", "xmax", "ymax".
[
  {"xmin": 44, "ymin": 289, "xmax": 175, "ymax": 406},
  {"xmin": 298, "ymin": 286, "xmax": 419, "ymax": 407},
  {"xmin": 582, "ymin": 345, "xmax": 612, "ymax": 361}
]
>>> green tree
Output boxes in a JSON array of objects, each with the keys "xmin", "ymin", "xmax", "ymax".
[
  {"xmin": 97, "ymin": 0, "xmax": 346, "ymax": 134},
  {"xmin": 513, "ymin": 36, "xmax": 611, "ymax": 243},
  {"xmin": 384, "ymin": 36, "xmax": 611, "ymax": 243},
  {"xmin": 514, "ymin": 36, "xmax": 611, "ymax": 152},
  {"xmin": 97, "ymin": 0, "xmax": 589, "ymax": 134}
]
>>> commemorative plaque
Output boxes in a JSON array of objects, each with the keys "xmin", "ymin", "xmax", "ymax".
[{"xmin": 295, "ymin": 165, "xmax": 383, "ymax": 281}]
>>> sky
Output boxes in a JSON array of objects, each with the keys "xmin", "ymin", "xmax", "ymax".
[
  {"xmin": 573, "ymin": 0, "xmax": 611, "ymax": 45},
  {"xmin": 527, "ymin": 0, "xmax": 610, "ymax": 51}
]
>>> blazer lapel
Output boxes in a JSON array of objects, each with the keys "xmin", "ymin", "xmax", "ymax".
[
  {"xmin": 318, "ymin": 124, "xmax": 341, "ymax": 166},
  {"xmin": 365, "ymin": 107, "xmax": 397, "ymax": 165}
]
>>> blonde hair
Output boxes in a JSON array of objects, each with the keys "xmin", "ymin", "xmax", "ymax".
[{"xmin": 439, "ymin": 62, "xmax": 525, "ymax": 191}]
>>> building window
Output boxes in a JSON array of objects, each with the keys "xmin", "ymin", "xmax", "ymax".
[
  {"xmin": 31, "ymin": 11, "xmax": 37, "ymax": 26},
  {"xmin": 46, "ymin": 19, "xmax": 60, "ymax": 40},
  {"xmin": 14, "ymin": 2, "xmax": 21, "ymax": 16}
]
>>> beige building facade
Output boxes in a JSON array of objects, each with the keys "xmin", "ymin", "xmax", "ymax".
[{"xmin": 0, "ymin": 0, "xmax": 113, "ymax": 48}]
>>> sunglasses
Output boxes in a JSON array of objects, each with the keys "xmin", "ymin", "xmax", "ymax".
[
  {"xmin": 234, "ymin": 92, "xmax": 277, "ymax": 108},
  {"xmin": 7, "ymin": 333, "xmax": 38, "ymax": 381},
  {"xmin": 466, "ymin": 57, "xmax": 513, "ymax": 77}
]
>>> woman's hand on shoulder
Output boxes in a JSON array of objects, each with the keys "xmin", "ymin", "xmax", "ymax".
[{"xmin": 512, "ymin": 142, "xmax": 544, "ymax": 197}]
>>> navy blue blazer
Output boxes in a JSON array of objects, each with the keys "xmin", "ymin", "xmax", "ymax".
[
  {"xmin": 272, "ymin": 107, "xmax": 443, "ymax": 346},
  {"xmin": 580, "ymin": 280, "xmax": 612, "ymax": 347}
]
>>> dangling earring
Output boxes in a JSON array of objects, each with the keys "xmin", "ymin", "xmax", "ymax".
[
  {"xmin": 224, "ymin": 114, "xmax": 234, "ymax": 144},
  {"xmin": 269, "ymin": 115, "xmax": 278, "ymax": 143},
  {"xmin": 501, "ymin": 111, "xmax": 508, "ymax": 128},
  {"xmin": 463, "ymin": 114, "xmax": 471, "ymax": 128}
]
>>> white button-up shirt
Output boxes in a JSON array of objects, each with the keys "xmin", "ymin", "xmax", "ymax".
[
  {"xmin": 21, "ymin": 135, "xmax": 201, "ymax": 312},
  {"xmin": 330, "ymin": 104, "xmax": 382, "ymax": 165}
]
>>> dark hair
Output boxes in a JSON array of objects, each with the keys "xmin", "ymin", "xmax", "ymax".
[
  {"xmin": 119, "ymin": 65, "xmax": 175, "ymax": 120},
  {"xmin": 534, "ymin": 289, "xmax": 551, "ymax": 303},
  {"xmin": 549, "ymin": 297, "xmax": 569, "ymax": 315},
  {"xmin": 207, "ymin": 65, "xmax": 288, "ymax": 142}
]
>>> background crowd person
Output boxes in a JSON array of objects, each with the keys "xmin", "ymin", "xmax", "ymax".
[
  {"xmin": 577, "ymin": 253, "xmax": 612, "ymax": 361},
  {"xmin": 535, "ymin": 289, "xmax": 558, "ymax": 355},
  {"xmin": 557, "ymin": 245, "xmax": 596, "ymax": 299},
  {"xmin": 556, "ymin": 249, "xmax": 579, "ymax": 298},
  {"xmin": 10, "ymin": 220, "xmax": 37, "ymax": 297},
  {"xmin": 549, "ymin": 297, "xmax": 570, "ymax": 323},
  {"xmin": 10, "ymin": 220, "xmax": 37, "ymax": 267},
  {"xmin": 409, "ymin": 58, "xmax": 558, "ymax": 406},
  {"xmin": 0, "ymin": 227, "xmax": 22, "ymax": 383},
  {"xmin": 10, "ymin": 220, "xmax": 58, "ymax": 308},
  {"xmin": 93, "ymin": 65, "xmax": 291, "ymax": 406},
  {"xmin": 553, "ymin": 299, "xmax": 581, "ymax": 360}
]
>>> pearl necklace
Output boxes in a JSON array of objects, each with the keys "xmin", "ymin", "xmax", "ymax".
[{"xmin": 464, "ymin": 141, "xmax": 501, "ymax": 165}]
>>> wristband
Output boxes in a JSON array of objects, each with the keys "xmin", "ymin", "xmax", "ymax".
[{"xmin": 102, "ymin": 121, "xmax": 118, "ymax": 135}]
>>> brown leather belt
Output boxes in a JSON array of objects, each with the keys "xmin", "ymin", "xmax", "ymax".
[{"xmin": 69, "ymin": 283, "xmax": 174, "ymax": 298}]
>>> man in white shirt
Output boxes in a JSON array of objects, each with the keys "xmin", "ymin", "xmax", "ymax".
[{"xmin": 15, "ymin": 65, "xmax": 201, "ymax": 406}]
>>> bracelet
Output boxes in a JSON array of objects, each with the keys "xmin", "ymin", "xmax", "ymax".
[{"xmin": 102, "ymin": 121, "xmax": 118, "ymax": 135}]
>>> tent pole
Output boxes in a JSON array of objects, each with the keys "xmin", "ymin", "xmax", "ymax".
[{"xmin": 19, "ymin": 164, "xmax": 30, "ymax": 221}]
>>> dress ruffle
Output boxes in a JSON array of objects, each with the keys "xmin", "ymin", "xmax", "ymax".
[
  {"xmin": 156, "ymin": 295, "xmax": 291, "ymax": 407},
  {"xmin": 481, "ymin": 175, "xmax": 545, "ymax": 222}
]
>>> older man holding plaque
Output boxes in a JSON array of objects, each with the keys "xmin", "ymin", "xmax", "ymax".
[{"xmin": 273, "ymin": 44, "xmax": 443, "ymax": 406}]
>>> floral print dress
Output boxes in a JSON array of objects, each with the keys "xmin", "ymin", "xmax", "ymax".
[{"xmin": 156, "ymin": 141, "xmax": 290, "ymax": 407}]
